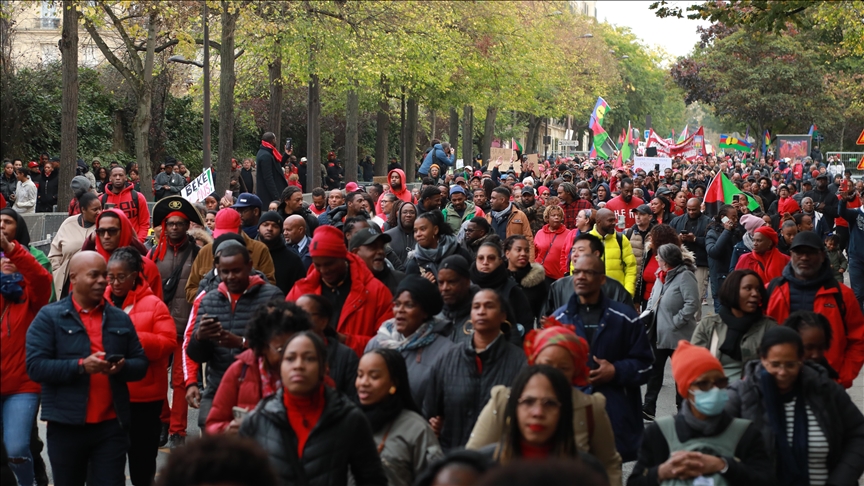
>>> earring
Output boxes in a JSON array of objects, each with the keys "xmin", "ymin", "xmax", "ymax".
[{"xmin": 389, "ymin": 386, "xmax": 397, "ymax": 395}]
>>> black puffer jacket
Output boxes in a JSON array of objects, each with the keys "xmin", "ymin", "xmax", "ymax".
[
  {"xmin": 510, "ymin": 262, "xmax": 548, "ymax": 322},
  {"xmin": 423, "ymin": 336, "xmax": 526, "ymax": 451},
  {"xmin": 326, "ymin": 336, "xmax": 359, "ymax": 399},
  {"xmin": 240, "ymin": 387, "xmax": 387, "ymax": 486},
  {"xmin": 186, "ymin": 277, "xmax": 284, "ymax": 399},
  {"xmin": 438, "ymin": 287, "xmax": 478, "ymax": 346},
  {"xmin": 726, "ymin": 360, "xmax": 864, "ymax": 486},
  {"xmin": 544, "ymin": 275, "xmax": 634, "ymax": 316}
]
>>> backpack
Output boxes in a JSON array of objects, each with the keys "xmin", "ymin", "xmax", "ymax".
[
  {"xmin": 100, "ymin": 188, "xmax": 139, "ymax": 212},
  {"xmin": 766, "ymin": 276, "xmax": 847, "ymax": 329}
]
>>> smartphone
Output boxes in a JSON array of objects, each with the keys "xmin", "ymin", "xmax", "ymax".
[
  {"xmin": 680, "ymin": 230, "xmax": 690, "ymax": 235},
  {"xmin": 232, "ymin": 406, "xmax": 249, "ymax": 421},
  {"xmin": 105, "ymin": 354, "xmax": 124, "ymax": 363},
  {"xmin": 721, "ymin": 216, "xmax": 731, "ymax": 225},
  {"xmin": 224, "ymin": 190, "xmax": 232, "ymax": 200},
  {"xmin": 285, "ymin": 138, "xmax": 292, "ymax": 152}
]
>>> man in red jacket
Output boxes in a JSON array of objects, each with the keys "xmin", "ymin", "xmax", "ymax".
[
  {"xmin": 765, "ymin": 231, "xmax": 864, "ymax": 388},
  {"xmin": 101, "ymin": 166, "xmax": 150, "ymax": 241},
  {"xmin": 286, "ymin": 226, "xmax": 393, "ymax": 356}
]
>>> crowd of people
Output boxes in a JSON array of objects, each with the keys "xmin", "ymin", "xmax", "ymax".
[{"xmin": 1, "ymin": 132, "xmax": 864, "ymax": 486}]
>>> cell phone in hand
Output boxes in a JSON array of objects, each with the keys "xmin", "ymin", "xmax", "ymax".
[
  {"xmin": 105, "ymin": 354, "xmax": 124, "ymax": 363},
  {"xmin": 721, "ymin": 216, "xmax": 731, "ymax": 225},
  {"xmin": 232, "ymin": 406, "xmax": 249, "ymax": 421}
]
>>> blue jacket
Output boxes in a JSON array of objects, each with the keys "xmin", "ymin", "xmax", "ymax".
[
  {"xmin": 26, "ymin": 296, "xmax": 148, "ymax": 428},
  {"xmin": 840, "ymin": 199, "xmax": 864, "ymax": 258},
  {"xmin": 418, "ymin": 144, "xmax": 455, "ymax": 176},
  {"xmin": 551, "ymin": 293, "xmax": 654, "ymax": 462}
]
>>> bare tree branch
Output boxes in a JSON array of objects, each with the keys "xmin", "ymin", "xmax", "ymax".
[
  {"xmin": 99, "ymin": 1, "xmax": 143, "ymax": 74},
  {"xmin": 81, "ymin": 16, "xmax": 138, "ymax": 88}
]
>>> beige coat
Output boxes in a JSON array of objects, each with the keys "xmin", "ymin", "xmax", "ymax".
[
  {"xmin": 184, "ymin": 232, "xmax": 276, "ymax": 303},
  {"xmin": 465, "ymin": 385, "xmax": 622, "ymax": 486},
  {"xmin": 47, "ymin": 215, "xmax": 96, "ymax": 297}
]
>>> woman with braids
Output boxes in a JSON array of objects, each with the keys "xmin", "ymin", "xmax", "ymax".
[
  {"xmin": 105, "ymin": 247, "xmax": 176, "ymax": 486},
  {"xmin": 404, "ymin": 210, "xmax": 472, "ymax": 282},
  {"xmin": 206, "ymin": 301, "xmax": 313, "ymax": 434},
  {"xmin": 505, "ymin": 235, "xmax": 547, "ymax": 323},
  {"xmin": 355, "ymin": 348, "xmax": 443, "ymax": 486}
]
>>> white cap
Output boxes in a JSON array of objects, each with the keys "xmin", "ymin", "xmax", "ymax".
[{"xmin": 300, "ymin": 157, "xmax": 308, "ymax": 162}]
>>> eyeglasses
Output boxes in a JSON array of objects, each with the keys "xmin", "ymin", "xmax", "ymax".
[
  {"xmin": 517, "ymin": 396, "xmax": 561, "ymax": 411},
  {"xmin": 106, "ymin": 272, "xmax": 133, "ymax": 284},
  {"xmin": 95, "ymin": 227, "xmax": 120, "ymax": 237},
  {"xmin": 690, "ymin": 377, "xmax": 729, "ymax": 392}
]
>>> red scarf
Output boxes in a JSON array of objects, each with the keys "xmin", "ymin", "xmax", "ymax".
[
  {"xmin": 153, "ymin": 211, "xmax": 188, "ymax": 262},
  {"xmin": 261, "ymin": 140, "xmax": 283, "ymax": 163},
  {"xmin": 657, "ymin": 270, "xmax": 668, "ymax": 284},
  {"xmin": 519, "ymin": 440, "xmax": 552, "ymax": 459},
  {"xmin": 258, "ymin": 357, "xmax": 281, "ymax": 399},
  {"xmin": 750, "ymin": 247, "xmax": 788, "ymax": 283},
  {"xmin": 283, "ymin": 384, "xmax": 325, "ymax": 458}
]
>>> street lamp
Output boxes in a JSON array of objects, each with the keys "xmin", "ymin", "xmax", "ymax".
[
  {"xmin": 579, "ymin": 33, "xmax": 593, "ymax": 38},
  {"xmin": 168, "ymin": 55, "xmax": 203, "ymax": 68}
]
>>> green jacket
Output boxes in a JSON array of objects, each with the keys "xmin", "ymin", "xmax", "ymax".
[
  {"xmin": 442, "ymin": 200, "xmax": 478, "ymax": 234},
  {"xmin": 691, "ymin": 313, "xmax": 777, "ymax": 382}
]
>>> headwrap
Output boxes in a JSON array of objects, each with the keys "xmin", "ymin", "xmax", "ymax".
[
  {"xmin": 754, "ymin": 226, "xmax": 778, "ymax": 247},
  {"xmin": 94, "ymin": 209, "xmax": 134, "ymax": 261},
  {"xmin": 153, "ymin": 210, "xmax": 188, "ymax": 262},
  {"xmin": 309, "ymin": 226, "xmax": 347, "ymax": 259},
  {"xmin": 261, "ymin": 140, "xmax": 282, "ymax": 163},
  {"xmin": 778, "ymin": 197, "xmax": 800, "ymax": 216},
  {"xmin": 524, "ymin": 322, "xmax": 591, "ymax": 386}
]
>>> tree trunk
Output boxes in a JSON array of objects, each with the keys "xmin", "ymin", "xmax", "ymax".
[
  {"xmin": 135, "ymin": 12, "xmax": 158, "ymax": 201},
  {"xmin": 449, "ymin": 107, "xmax": 459, "ymax": 161},
  {"xmin": 267, "ymin": 44, "xmax": 282, "ymax": 142},
  {"xmin": 429, "ymin": 108, "xmax": 436, "ymax": 142},
  {"xmin": 404, "ymin": 97, "xmax": 418, "ymax": 182},
  {"xmin": 345, "ymin": 89, "xmax": 358, "ymax": 183},
  {"xmin": 59, "ymin": 0, "xmax": 78, "ymax": 211},
  {"xmin": 306, "ymin": 74, "xmax": 321, "ymax": 190},
  {"xmin": 399, "ymin": 89, "xmax": 406, "ymax": 167},
  {"xmin": 375, "ymin": 98, "xmax": 389, "ymax": 176},
  {"xmin": 526, "ymin": 115, "xmax": 542, "ymax": 154},
  {"xmin": 482, "ymin": 106, "xmax": 498, "ymax": 164},
  {"xmin": 462, "ymin": 105, "xmax": 473, "ymax": 167},
  {"xmin": 216, "ymin": 1, "xmax": 238, "ymax": 195}
]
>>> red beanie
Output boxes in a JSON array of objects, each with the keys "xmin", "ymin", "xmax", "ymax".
[
  {"xmin": 755, "ymin": 226, "xmax": 778, "ymax": 247},
  {"xmin": 671, "ymin": 340, "xmax": 724, "ymax": 399},
  {"xmin": 778, "ymin": 197, "xmax": 799, "ymax": 216},
  {"xmin": 309, "ymin": 226, "xmax": 347, "ymax": 258}
]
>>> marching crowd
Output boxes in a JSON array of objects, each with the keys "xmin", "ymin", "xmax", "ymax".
[{"xmin": 1, "ymin": 131, "xmax": 864, "ymax": 486}]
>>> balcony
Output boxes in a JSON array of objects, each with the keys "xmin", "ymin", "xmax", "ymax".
[{"xmin": 33, "ymin": 17, "xmax": 60, "ymax": 30}]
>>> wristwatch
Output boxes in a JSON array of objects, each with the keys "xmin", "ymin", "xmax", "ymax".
[{"xmin": 718, "ymin": 457, "xmax": 729, "ymax": 474}]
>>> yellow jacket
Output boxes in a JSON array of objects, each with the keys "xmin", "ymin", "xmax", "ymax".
[{"xmin": 588, "ymin": 227, "xmax": 638, "ymax": 296}]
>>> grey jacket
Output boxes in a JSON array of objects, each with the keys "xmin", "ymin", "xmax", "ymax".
[
  {"xmin": 691, "ymin": 313, "xmax": 777, "ymax": 382},
  {"xmin": 646, "ymin": 263, "xmax": 699, "ymax": 349},
  {"xmin": 360, "ymin": 410, "xmax": 443, "ymax": 486}
]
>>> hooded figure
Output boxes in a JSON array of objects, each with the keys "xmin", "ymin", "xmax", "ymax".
[{"xmin": 376, "ymin": 168, "xmax": 415, "ymax": 216}]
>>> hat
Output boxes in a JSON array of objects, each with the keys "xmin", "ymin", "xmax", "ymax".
[
  {"xmin": 789, "ymin": 231, "xmax": 825, "ymax": 251},
  {"xmin": 500, "ymin": 174, "xmax": 510, "ymax": 181},
  {"xmin": 522, "ymin": 186, "xmax": 535, "ymax": 196},
  {"xmin": 754, "ymin": 226, "xmax": 778, "ymax": 247},
  {"xmin": 164, "ymin": 160, "xmax": 176, "ymax": 168},
  {"xmin": 27, "ymin": 161, "xmax": 39, "ymax": 169},
  {"xmin": 524, "ymin": 325, "xmax": 591, "ymax": 386},
  {"xmin": 258, "ymin": 211, "xmax": 284, "ymax": 228},
  {"xmin": 70, "ymin": 176, "xmax": 91, "ymax": 198},
  {"xmin": 537, "ymin": 186, "xmax": 550, "ymax": 195},
  {"xmin": 345, "ymin": 182, "xmax": 360, "ymax": 193},
  {"xmin": 232, "ymin": 193, "xmax": 262, "ymax": 210},
  {"xmin": 449, "ymin": 185, "xmax": 467, "ymax": 196},
  {"xmin": 778, "ymin": 197, "xmax": 800, "ymax": 215},
  {"xmin": 152, "ymin": 196, "xmax": 204, "ymax": 228},
  {"xmin": 815, "ymin": 173, "xmax": 827, "ymax": 180},
  {"xmin": 473, "ymin": 170, "xmax": 482, "ymax": 177},
  {"xmin": 438, "ymin": 255, "xmax": 470, "ymax": 279},
  {"xmin": 740, "ymin": 214, "xmax": 765, "ymax": 234},
  {"xmin": 300, "ymin": 157, "xmax": 308, "ymax": 162},
  {"xmin": 91, "ymin": 157, "xmax": 101, "ymax": 165},
  {"xmin": 632, "ymin": 204, "xmax": 652, "ymax": 215},
  {"xmin": 671, "ymin": 340, "xmax": 724, "ymax": 399},
  {"xmin": 213, "ymin": 208, "xmax": 242, "ymax": 238},
  {"xmin": 430, "ymin": 164, "xmax": 440, "ymax": 172},
  {"xmin": 394, "ymin": 275, "xmax": 443, "ymax": 317},
  {"xmin": 213, "ymin": 233, "xmax": 246, "ymax": 256},
  {"xmin": 309, "ymin": 225, "xmax": 347, "ymax": 259},
  {"xmin": 811, "ymin": 170, "xmax": 819, "ymax": 178},
  {"xmin": 523, "ymin": 176, "xmax": 534, "ymax": 186},
  {"xmin": 348, "ymin": 228, "xmax": 391, "ymax": 251}
]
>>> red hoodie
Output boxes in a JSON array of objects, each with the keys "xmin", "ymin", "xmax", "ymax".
[
  {"xmin": 105, "ymin": 280, "xmax": 176, "ymax": 402},
  {"xmin": 1, "ymin": 242, "xmax": 52, "ymax": 395},
  {"xmin": 287, "ymin": 253, "xmax": 393, "ymax": 355},
  {"xmin": 93, "ymin": 209, "xmax": 163, "ymax": 300},
  {"xmin": 101, "ymin": 183, "xmax": 150, "ymax": 241},
  {"xmin": 375, "ymin": 168, "xmax": 415, "ymax": 216}
]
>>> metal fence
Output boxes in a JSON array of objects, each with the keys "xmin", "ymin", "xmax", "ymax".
[{"xmin": 826, "ymin": 152, "xmax": 863, "ymax": 175}]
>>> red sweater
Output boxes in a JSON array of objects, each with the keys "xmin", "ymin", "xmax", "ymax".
[
  {"xmin": 1, "ymin": 242, "xmax": 52, "ymax": 396},
  {"xmin": 71, "ymin": 297, "xmax": 115, "ymax": 423},
  {"xmin": 284, "ymin": 385, "xmax": 326, "ymax": 458}
]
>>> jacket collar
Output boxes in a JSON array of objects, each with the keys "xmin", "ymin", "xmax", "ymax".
[{"xmin": 217, "ymin": 275, "xmax": 267, "ymax": 299}]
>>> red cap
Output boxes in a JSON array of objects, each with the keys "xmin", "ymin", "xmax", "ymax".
[
  {"xmin": 28, "ymin": 161, "xmax": 39, "ymax": 168},
  {"xmin": 212, "ymin": 209, "xmax": 241, "ymax": 238},
  {"xmin": 345, "ymin": 182, "xmax": 359, "ymax": 193},
  {"xmin": 309, "ymin": 226, "xmax": 347, "ymax": 259},
  {"xmin": 811, "ymin": 170, "xmax": 819, "ymax": 178}
]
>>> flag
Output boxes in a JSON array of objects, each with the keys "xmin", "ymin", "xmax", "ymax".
[
  {"xmin": 588, "ymin": 97, "xmax": 610, "ymax": 127},
  {"xmin": 762, "ymin": 130, "xmax": 770, "ymax": 154},
  {"xmin": 511, "ymin": 138, "xmax": 523, "ymax": 153},
  {"xmin": 807, "ymin": 124, "xmax": 816, "ymax": 136},
  {"xmin": 676, "ymin": 125, "xmax": 689, "ymax": 144},
  {"xmin": 704, "ymin": 172, "xmax": 761, "ymax": 217},
  {"xmin": 590, "ymin": 121, "xmax": 617, "ymax": 159},
  {"xmin": 622, "ymin": 121, "xmax": 633, "ymax": 161},
  {"xmin": 719, "ymin": 134, "xmax": 752, "ymax": 152},
  {"xmin": 618, "ymin": 128, "xmax": 625, "ymax": 145}
]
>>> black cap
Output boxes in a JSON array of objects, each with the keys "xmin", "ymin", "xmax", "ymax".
[
  {"xmin": 348, "ymin": 228, "xmax": 391, "ymax": 251},
  {"xmin": 258, "ymin": 211, "xmax": 283, "ymax": 228},
  {"xmin": 632, "ymin": 204, "xmax": 652, "ymax": 215},
  {"xmin": 439, "ymin": 255, "xmax": 470, "ymax": 278},
  {"xmin": 789, "ymin": 231, "xmax": 824, "ymax": 251},
  {"xmin": 815, "ymin": 173, "xmax": 828, "ymax": 180},
  {"xmin": 522, "ymin": 186, "xmax": 535, "ymax": 196}
]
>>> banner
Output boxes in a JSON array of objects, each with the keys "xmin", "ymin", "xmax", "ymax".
[
  {"xmin": 634, "ymin": 156, "xmax": 673, "ymax": 172},
  {"xmin": 644, "ymin": 126, "xmax": 706, "ymax": 161},
  {"xmin": 775, "ymin": 135, "xmax": 812, "ymax": 163},
  {"xmin": 182, "ymin": 168, "xmax": 215, "ymax": 204}
]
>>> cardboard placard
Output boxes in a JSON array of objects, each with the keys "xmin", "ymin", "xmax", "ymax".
[
  {"xmin": 490, "ymin": 147, "xmax": 514, "ymax": 171},
  {"xmin": 373, "ymin": 176, "xmax": 389, "ymax": 185},
  {"xmin": 633, "ymin": 156, "xmax": 673, "ymax": 172},
  {"xmin": 181, "ymin": 168, "xmax": 214, "ymax": 204}
]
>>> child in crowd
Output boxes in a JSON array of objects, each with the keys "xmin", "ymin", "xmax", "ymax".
[{"xmin": 824, "ymin": 233, "xmax": 847, "ymax": 284}]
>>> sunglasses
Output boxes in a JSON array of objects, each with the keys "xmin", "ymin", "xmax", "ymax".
[{"xmin": 95, "ymin": 227, "xmax": 120, "ymax": 237}]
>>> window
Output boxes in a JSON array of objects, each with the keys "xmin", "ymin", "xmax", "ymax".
[{"xmin": 40, "ymin": 1, "xmax": 60, "ymax": 29}]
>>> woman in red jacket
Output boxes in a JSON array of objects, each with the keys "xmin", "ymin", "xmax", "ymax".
[
  {"xmin": 105, "ymin": 247, "xmax": 176, "ymax": 486},
  {"xmin": 1, "ymin": 231, "xmax": 52, "ymax": 486},
  {"xmin": 734, "ymin": 226, "xmax": 789, "ymax": 284},
  {"xmin": 206, "ymin": 301, "xmax": 313, "ymax": 435},
  {"xmin": 533, "ymin": 205, "xmax": 574, "ymax": 281}
]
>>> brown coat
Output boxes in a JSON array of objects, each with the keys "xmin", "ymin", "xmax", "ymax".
[
  {"xmin": 486, "ymin": 207, "xmax": 535, "ymax": 260},
  {"xmin": 184, "ymin": 232, "xmax": 276, "ymax": 303},
  {"xmin": 465, "ymin": 385, "xmax": 622, "ymax": 486},
  {"xmin": 153, "ymin": 238, "xmax": 196, "ymax": 336}
]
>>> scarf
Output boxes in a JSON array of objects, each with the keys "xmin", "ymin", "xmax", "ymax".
[
  {"xmin": 759, "ymin": 368, "xmax": 809, "ymax": 486},
  {"xmin": 375, "ymin": 320, "xmax": 438, "ymax": 352},
  {"xmin": 680, "ymin": 400, "xmax": 727, "ymax": 436},
  {"xmin": 510, "ymin": 264, "xmax": 531, "ymax": 286},
  {"xmin": 0, "ymin": 273, "xmax": 24, "ymax": 302},
  {"xmin": 359, "ymin": 394, "xmax": 405, "ymax": 433},
  {"xmin": 258, "ymin": 357, "xmax": 281, "ymax": 398},
  {"xmin": 283, "ymin": 384, "xmax": 326, "ymax": 458},
  {"xmin": 490, "ymin": 203, "xmax": 513, "ymax": 224},
  {"xmin": 261, "ymin": 140, "xmax": 283, "ymax": 163},
  {"xmin": 750, "ymin": 247, "xmax": 787, "ymax": 283},
  {"xmin": 153, "ymin": 211, "xmax": 188, "ymax": 262},
  {"xmin": 742, "ymin": 232, "xmax": 755, "ymax": 251},
  {"xmin": 413, "ymin": 234, "xmax": 458, "ymax": 268},
  {"xmin": 717, "ymin": 305, "xmax": 764, "ymax": 361},
  {"xmin": 470, "ymin": 262, "xmax": 509, "ymax": 290},
  {"xmin": 518, "ymin": 440, "xmax": 552, "ymax": 459}
]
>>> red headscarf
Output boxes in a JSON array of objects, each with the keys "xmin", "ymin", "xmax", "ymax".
[
  {"xmin": 94, "ymin": 209, "xmax": 135, "ymax": 261},
  {"xmin": 524, "ymin": 321, "xmax": 591, "ymax": 386},
  {"xmin": 152, "ymin": 211, "xmax": 188, "ymax": 262}
]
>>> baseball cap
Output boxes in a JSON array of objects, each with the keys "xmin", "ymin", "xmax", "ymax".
[
  {"xmin": 348, "ymin": 228, "xmax": 391, "ymax": 251},
  {"xmin": 28, "ymin": 161, "xmax": 39, "ymax": 169},
  {"xmin": 300, "ymin": 157, "xmax": 308, "ymax": 162},
  {"xmin": 632, "ymin": 204, "xmax": 652, "ymax": 215},
  {"xmin": 232, "ymin": 193, "xmax": 262, "ymax": 209},
  {"xmin": 213, "ymin": 208, "xmax": 242, "ymax": 239},
  {"xmin": 789, "ymin": 231, "xmax": 824, "ymax": 252},
  {"xmin": 522, "ymin": 186, "xmax": 535, "ymax": 196},
  {"xmin": 815, "ymin": 173, "xmax": 828, "ymax": 180}
]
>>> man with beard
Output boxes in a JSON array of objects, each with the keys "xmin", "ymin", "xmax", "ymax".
[
  {"xmin": 765, "ymin": 231, "xmax": 864, "ymax": 389},
  {"xmin": 516, "ymin": 186, "xmax": 545, "ymax": 236},
  {"xmin": 256, "ymin": 211, "xmax": 303, "ymax": 295},
  {"xmin": 460, "ymin": 217, "xmax": 499, "ymax": 260},
  {"xmin": 558, "ymin": 182, "xmax": 593, "ymax": 230},
  {"xmin": 417, "ymin": 186, "xmax": 443, "ymax": 214},
  {"xmin": 276, "ymin": 186, "xmax": 318, "ymax": 235},
  {"xmin": 605, "ymin": 177, "xmax": 644, "ymax": 229},
  {"xmin": 434, "ymin": 255, "xmax": 478, "ymax": 346},
  {"xmin": 100, "ymin": 166, "xmax": 150, "ymax": 240},
  {"xmin": 349, "ymin": 228, "xmax": 404, "ymax": 295},
  {"xmin": 442, "ymin": 186, "xmax": 481, "ymax": 234},
  {"xmin": 473, "ymin": 188, "xmax": 490, "ymax": 213},
  {"xmin": 232, "ymin": 193, "xmax": 262, "ymax": 239},
  {"xmin": 757, "ymin": 176, "xmax": 775, "ymax": 210},
  {"xmin": 803, "ymin": 173, "xmax": 838, "ymax": 224},
  {"xmin": 486, "ymin": 186, "xmax": 534, "ymax": 259},
  {"xmin": 317, "ymin": 189, "xmax": 345, "ymax": 226}
]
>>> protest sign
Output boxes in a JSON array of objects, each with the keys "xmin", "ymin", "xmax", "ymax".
[
  {"xmin": 490, "ymin": 147, "xmax": 514, "ymax": 171},
  {"xmin": 775, "ymin": 135, "xmax": 812, "ymax": 163},
  {"xmin": 644, "ymin": 126, "xmax": 706, "ymax": 161},
  {"xmin": 181, "ymin": 168, "xmax": 215, "ymax": 204},
  {"xmin": 634, "ymin": 156, "xmax": 673, "ymax": 172}
]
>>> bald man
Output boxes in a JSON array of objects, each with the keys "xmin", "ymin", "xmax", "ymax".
[
  {"xmin": 548, "ymin": 254, "xmax": 653, "ymax": 462},
  {"xmin": 284, "ymin": 214, "xmax": 311, "ymax": 271},
  {"xmin": 588, "ymin": 208, "xmax": 638, "ymax": 295},
  {"xmin": 317, "ymin": 189, "xmax": 346, "ymax": 226},
  {"xmin": 670, "ymin": 197, "xmax": 711, "ymax": 316},
  {"xmin": 26, "ymin": 251, "xmax": 148, "ymax": 484}
]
